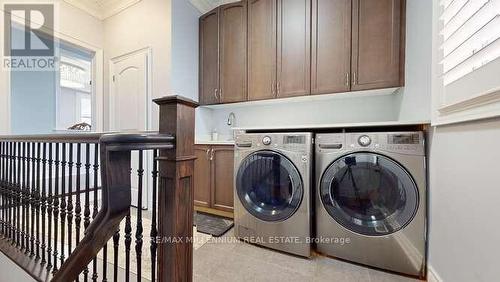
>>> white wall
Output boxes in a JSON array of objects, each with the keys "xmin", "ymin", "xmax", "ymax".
[
  {"xmin": 103, "ymin": 0, "xmax": 171, "ymax": 131},
  {"xmin": 0, "ymin": 0, "xmax": 104, "ymax": 134},
  {"xmin": 197, "ymin": 0, "xmax": 433, "ymax": 140},
  {"xmin": 171, "ymin": 0, "xmax": 200, "ymax": 101},
  {"xmin": 428, "ymin": 118, "xmax": 500, "ymax": 282},
  {"xmin": 395, "ymin": 0, "xmax": 432, "ymax": 121}
]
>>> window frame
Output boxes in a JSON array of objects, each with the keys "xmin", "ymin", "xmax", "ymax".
[{"xmin": 432, "ymin": 0, "xmax": 500, "ymax": 125}]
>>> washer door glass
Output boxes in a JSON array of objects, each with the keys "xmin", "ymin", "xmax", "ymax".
[
  {"xmin": 320, "ymin": 153, "xmax": 418, "ymax": 236},
  {"xmin": 237, "ymin": 150, "xmax": 303, "ymax": 222}
]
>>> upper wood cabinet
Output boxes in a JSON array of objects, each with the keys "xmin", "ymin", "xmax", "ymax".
[
  {"xmin": 220, "ymin": 2, "xmax": 248, "ymax": 103},
  {"xmin": 199, "ymin": 1, "xmax": 248, "ymax": 105},
  {"xmin": 311, "ymin": 0, "xmax": 352, "ymax": 95},
  {"xmin": 351, "ymin": 0, "xmax": 405, "ymax": 91},
  {"xmin": 277, "ymin": 0, "xmax": 311, "ymax": 98},
  {"xmin": 199, "ymin": 0, "xmax": 406, "ymax": 105},
  {"xmin": 199, "ymin": 8, "xmax": 220, "ymax": 105},
  {"xmin": 248, "ymin": 0, "xmax": 277, "ymax": 101}
]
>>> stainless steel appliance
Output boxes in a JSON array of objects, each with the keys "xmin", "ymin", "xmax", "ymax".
[
  {"xmin": 234, "ymin": 132, "xmax": 313, "ymax": 257},
  {"xmin": 315, "ymin": 132, "xmax": 427, "ymax": 278}
]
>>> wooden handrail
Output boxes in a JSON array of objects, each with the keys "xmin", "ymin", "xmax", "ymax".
[
  {"xmin": 0, "ymin": 95, "xmax": 199, "ymax": 282},
  {"xmin": 52, "ymin": 133, "xmax": 175, "ymax": 282}
]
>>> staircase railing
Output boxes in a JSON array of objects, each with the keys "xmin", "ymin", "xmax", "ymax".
[{"xmin": 0, "ymin": 95, "xmax": 198, "ymax": 282}]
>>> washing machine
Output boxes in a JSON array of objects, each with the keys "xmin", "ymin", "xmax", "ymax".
[
  {"xmin": 315, "ymin": 132, "xmax": 427, "ymax": 278},
  {"xmin": 234, "ymin": 132, "xmax": 313, "ymax": 257}
]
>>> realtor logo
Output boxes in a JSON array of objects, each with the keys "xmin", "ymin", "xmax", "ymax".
[{"xmin": 3, "ymin": 3, "xmax": 57, "ymax": 71}]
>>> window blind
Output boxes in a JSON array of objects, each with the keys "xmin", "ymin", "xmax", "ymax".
[{"xmin": 440, "ymin": 0, "xmax": 500, "ymax": 85}]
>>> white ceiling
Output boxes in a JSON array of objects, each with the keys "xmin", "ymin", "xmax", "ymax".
[
  {"xmin": 189, "ymin": 0, "xmax": 238, "ymax": 14},
  {"xmin": 64, "ymin": 0, "xmax": 142, "ymax": 20}
]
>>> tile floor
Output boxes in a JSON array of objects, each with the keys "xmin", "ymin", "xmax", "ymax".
[{"xmin": 193, "ymin": 229, "xmax": 423, "ymax": 282}]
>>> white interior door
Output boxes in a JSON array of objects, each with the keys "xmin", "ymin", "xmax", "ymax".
[{"xmin": 110, "ymin": 49, "xmax": 150, "ymax": 209}]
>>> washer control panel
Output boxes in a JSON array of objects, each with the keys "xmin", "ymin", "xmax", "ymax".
[
  {"xmin": 262, "ymin": 136, "xmax": 272, "ymax": 145},
  {"xmin": 316, "ymin": 132, "xmax": 425, "ymax": 156}
]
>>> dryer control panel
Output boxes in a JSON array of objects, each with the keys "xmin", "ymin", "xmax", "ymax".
[{"xmin": 316, "ymin": 132, "xmax": 425, "ymax": 156}]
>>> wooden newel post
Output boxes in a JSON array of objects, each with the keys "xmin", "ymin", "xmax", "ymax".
[{"xmin": 154, "ymin": 95, "xmax": 199, "ymax": 282}]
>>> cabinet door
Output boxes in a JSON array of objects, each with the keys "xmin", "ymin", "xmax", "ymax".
[
  {"xmin": 199, "ymin": 9, "xmax": 220, "ymax": 105},
  {"xmin": 220, "ymin": 1, "xmax": 248, "ymax": 103},
  {"xmin": 248, "ymin": 0, "xmax": 277, "ymax": 101},
  {"xmin": 351, "ymin": 0, "xmax": 404, "ymax": 91},
  {"xmin": 194, "ymin": 145, "xmax": 211, "ymax": 207},
  {"xmin": 212, "ymin": 146, "xmax": 234, "ymax": 212},
  {"xmin": 311, "ymin": 0, "xmax": 351, "ymax": 95},
  {"xmin": 277, "ymin": 0, "xmax": 311, "ymax": 98}
]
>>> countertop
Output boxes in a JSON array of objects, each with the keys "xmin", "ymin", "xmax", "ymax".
[
  {"xmin": 195, "ymin": 140, "xmax": 235, "ymax": 145},
  {"xmin": 231, "ymin": 120, "xmax": 431, "ymax": 131}
]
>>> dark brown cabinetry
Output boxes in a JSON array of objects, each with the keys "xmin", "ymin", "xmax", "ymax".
[
  {"xmin": 220, "ymin": 2, "xmax": 248, "ymax": 103},
  {"xmin": 199, "ymin": 0, "xmax": 406, "ymax": 105},
  {"xmin": 248, "ymin": 0, "xmax": 277, "ymax": 101},
  {"xmin": 351, "ymin": 0, "xmax": 405, "ymax": 91},
  {"xmin": 199, "ymin": 9, "xmax": 219, "ymax": 105},
  {"xmin": 277, "ymin": 0, "xmax": 311, "ymax": 98},
  {"xmin": 199, "ymin": 1, "xmax": 247, "ymax": 105},
  {"xmin": 311, "ymin": 0, "xmax": 352, "ymax": 95},
  {"xmin": 194, "ymin": 145, "xmax": 235, "ymax": 213}
]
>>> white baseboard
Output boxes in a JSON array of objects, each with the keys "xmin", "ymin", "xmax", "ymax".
[{"xmin": 428, "ymin": 265, "xmax": 443, "ymax": 282}]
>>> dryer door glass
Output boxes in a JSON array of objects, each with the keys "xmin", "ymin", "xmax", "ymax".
[
  {"xmin": 237, "ymin": 150, "xmax": 303, "ymax": 222},
  {"xmin": 320, "ymin": 153, "xmax": 419, "ymax": 236}
]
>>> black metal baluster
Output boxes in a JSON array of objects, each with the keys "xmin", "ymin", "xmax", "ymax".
[
  {"xmin": 75, "ymin": 143, "xmax": 82, "ymax": 282},
  {"xmin": 0, "ymin": 142, "xmax": 4, "ymax": 237},
  {"xmin": 125, "ymin": 211, "xmax": 132, "ymax": 282},
  {"xmin": 136, "ymin": 150, "xmax": 144, "ymax": 282},
  {"xmin": 60, "ymin": 143, "xmax": 66, "ymax": 266},
  {"xmin": 83, "ymin": 143, "xmax": 91, "ymax": 281},
  {"xmin": 25, "ymin": 142, "xmax": 30, "ymax": 255},
  {"xmin": 113, "ymin": 230, "xmax": 120, "ymax": 281},
  {"xmin": 92, "ymin": 144, "xmax": 99, "ymax": 282},
  {"xmin": 151, "ymin": 150, "xmax": 158, "ymax": 282},
  {"xmin": 46, "ymin": 143, "xmax": 53, "ymax": 270},
  {"xmin": 53, "ymin": 143, "xmax": 59, "ymax": 272},
  {"xmin": 6, "ymin": 142, "xmax": 14, "ymax": 242},
  {"xmin": 67, "ymin": 143, "xmax": 74, "ymax": 257},
  {"xmin": 102, "ymin": 243, "xmax": 108, "ymax": 282},
  {"xmin": 21, "ymin": 142, "xmax": 26, "ymax": 251},
  {"xmin": 10, "ymin": 142, "xmax": 15, "ymax": 245},
  {"xmin": 75, "ymin": 144, "xmax": 82, "ymax": 246},
  {"xmin": 30, "ymin": 142, "xmax": 35, "ymax": 257},
  {"xmin": 41, "ymin": 143, "xmax": 47, "ymax": 265},
  {"xmin": 36, "ymin": 142, "xmax": 41, "ymax": 260},
  {"xmin": 16, "ymin": 142, "xmax": 22, "ymax": 247}
]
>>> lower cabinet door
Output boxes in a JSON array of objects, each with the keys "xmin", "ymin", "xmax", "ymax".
[
  {"xmin": 212, "ymin": 146, "xmax": 235, "ymax": 212},
  {"xmin": 194, "ymin": 145, "xmax": 211, "ymax": 207}
]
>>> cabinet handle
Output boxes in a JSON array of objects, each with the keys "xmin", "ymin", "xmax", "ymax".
[
  {"xmin": 210, "ymin": 148, "xmax": 215, "ymax": 161},
  {"xmin": 353, "ymin": 73, "xmax": 357, "ymax": 85},
  {"xmin": 272, "ymin": 82, "xmax": 276, "ymax": 96},
  {"xmin": 346, "ymin": 73, "xmax": 350, "ymax": 87},
  {"xmin": 206, "ymin": 148, "xmax": 210, "ymax": 160},
  {"xmin": 277, "ymin": 82, "xmax": 281, "ymax": 95},
  {"xmin": 214, "ymin": 89, "xmax": 219, "ymax": 100}
]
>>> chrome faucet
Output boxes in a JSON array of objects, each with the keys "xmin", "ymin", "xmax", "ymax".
[{"xmin": 227, "ymin": 112, "xmax": 236, "ymax": 127}]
